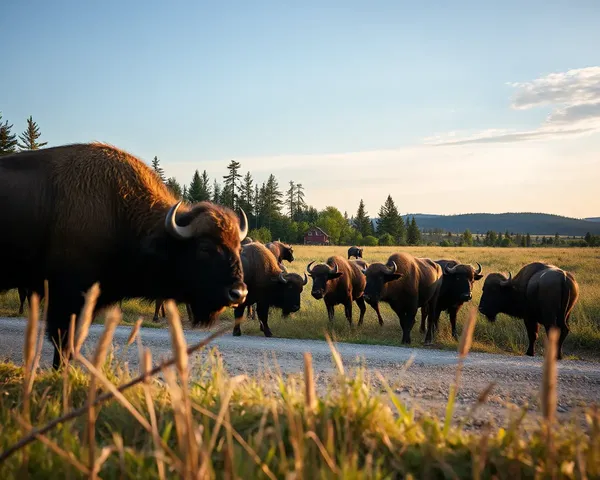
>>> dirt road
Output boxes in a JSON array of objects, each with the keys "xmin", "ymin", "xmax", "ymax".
[{"xmin": 1, "ymin": 317, "xmax": 599, "ymax": 427}]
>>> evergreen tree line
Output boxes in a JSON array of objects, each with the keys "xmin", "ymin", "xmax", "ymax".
[{"xmin": 2, "ymin": 111, "xmax": 597, "ymax": 247}]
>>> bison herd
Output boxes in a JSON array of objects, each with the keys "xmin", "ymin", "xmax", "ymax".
[{"xmin": 0, "ymin": 143, "xmax": 581, "ymax": 368}]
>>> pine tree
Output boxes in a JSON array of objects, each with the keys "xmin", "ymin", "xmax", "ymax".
[
  {"xmin": 286, "ymin": 181, "xmax": 296, "ymax": 218},
  {"xmin": 17, "ymin": 115, "xmax": 47, "ymax": 151},
  {"xmin": 0, "ymin": 112, "xmax": 18, "ymax": 155},
  {"xmin": 151, "ymin": 156, "xmax": 166, "ymax": 182},
  {"xmin": 262, "ymin": 174, "xmax": 283, "ymax": 230},
  {"xmin": 212, "ymin": 180, "xmax": 221, "ymax": 204},
  {"xmin": 182, "ymin": 185, "xmax": 188, "ymax": 200},
  {"xmin": 222, "ymin": 160, "xmax": 242, "ymax": 209},
  {"xmin": 165, "ymin": 177, "xmax": 182, "ymax": 198},
  {"xmin": 526, "ymin": 233, "xmax": 532, "ymax": 247},
  {"xmin": 199, "ymin": 170, "xmax": 211, "ymax": 202},
  {"xmin": 353, "ymin": 199, "xmax": 372, "ymax": 237},
  {"xmin": 406, "ymin": 217, "xmax": 421, "ymax": 245},
  {"xmin": 462, "ymin": 229, "xmax": 473, "ymax": 246},
  {"xmin": 377, "ymin": 195, "xmax": 404, "ymax": 243},
  {"xmin": 294, "ymin": 183, "xmax": 307, "ymax": 221},
  {"xmin": 238, "ymin": 172, "xmax": 254, "ymax": 217},
  {"xmin": 187, "ymin": 170, "xmax": 203, "ymax": 202}
]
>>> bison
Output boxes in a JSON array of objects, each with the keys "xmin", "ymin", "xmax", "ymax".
[
  {"xmin": 347, "ymin": 246, "xmax": 364, "ymax": 260},
  {"xmin": 232, "ymin": 242, "xmax": 307, "ymax": 337},
  {"xmin": 306, "ymin": 256, "xmax": 367, "ymax": 325},
  {"xmin": 478, "ymin": 262, "xmax": 579, "ymax": 359},
  {"xmin": 265, "ymin": 240, "xmax": 295, "ymax": 265},
  {"xmin": 362, "ymin": 252, "xmax": 443, "ymax": 344},
  {"xmin": 420, "ymin": 260, "xmax": 483, "ymax": 340},
  {"xmin": 0, "ymin": 142, "xmax": 249, "ymax": 369}
]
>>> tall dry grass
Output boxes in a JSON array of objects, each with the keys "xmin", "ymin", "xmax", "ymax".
[{"xmin": 0, "ymin": 285, "xmax": 599, "ymax": 478}]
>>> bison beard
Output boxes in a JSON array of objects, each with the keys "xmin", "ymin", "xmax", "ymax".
[{"xmin": 0, "ymin": 143, "xmax": 248, "ymax": 369}]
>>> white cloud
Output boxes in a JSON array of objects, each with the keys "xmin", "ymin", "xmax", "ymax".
[{"xmin": 428, "ymin": 66, "xmax": 600, "ymax": 146}]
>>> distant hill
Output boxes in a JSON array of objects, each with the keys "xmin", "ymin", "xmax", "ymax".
[
  {"xmin": 371, "ymin": 213, "xmax": 600, "ymax": 236},
  {"xmin": 585, "ymin": 217, "xmax": 600, "ymax": 223}
]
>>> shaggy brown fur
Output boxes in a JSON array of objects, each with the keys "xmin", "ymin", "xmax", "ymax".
[
  {"xmin": 363, "ymin": 252, "xmax": 443, "ymax": 344},
  {"xmin": 0, "ymin": 142, "xmax": 247, "ymax": 369},
  {"xmin": 233, "ymin": 243, "xmax": 307, "ymax": 337},
  {"xmin": 307, "ymin": 255, "xmax": 367, "ymax": 325},
  {"xmin": 479, "ymin": 262, "xmax": 579, "ymax": 359}
]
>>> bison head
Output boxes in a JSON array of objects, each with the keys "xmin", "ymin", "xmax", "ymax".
[
  {"xmin": 306, "ymin": 260, "xmax": 343, "ymax": 299},
  {"xmin": 149, "ymin": 201, "xmax": 249, "ymax": 325},
  {"xmin": 478, "ymin": 272, "xmax": 512, "ymax": 322},
  {"xmin": 442, "ymin": 262, "xmax": 483, "ymax": 304},
  {"xmin": 272, "ymin": 270, "xmax": 308, "ymax": 316},
  {"xmin": 362, "ymin": 261, "xmax": 403, "ymax": 305},
  {"xmin": 281, "ymin": 244, "xmax": 295, "ymax": 263}
]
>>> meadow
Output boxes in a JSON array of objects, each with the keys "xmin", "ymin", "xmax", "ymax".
[{"xmin": 1, "ymin": 246, "xmax": 599, "ymax": 360}]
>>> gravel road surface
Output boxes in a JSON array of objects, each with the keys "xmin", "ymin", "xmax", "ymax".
[{"xmin": 1, "ymin": 317, "xmax": 598, "ymax": 427}]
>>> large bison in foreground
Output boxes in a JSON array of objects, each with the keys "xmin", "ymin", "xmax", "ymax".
[
  {"xmin": 362, "ymin": 252, "xmax": 443, "ymax": 344},
  {"xmin": 306, "ymin": 256, "xmax": 367, "ymax": 325},
  {"xmin": 420, "ymin": 260, "xmax": 483, "ymax": 340},
  {"xmin": 478, "ymin": 262, "xmax": 579, "ymax": 359},
  {"xmin": 0, "ymin": 143, "xmax": 249, "ymax": 369},
  {"xmin": 232, "ymin": 243, "xmax": 307, "ymax": 337}
]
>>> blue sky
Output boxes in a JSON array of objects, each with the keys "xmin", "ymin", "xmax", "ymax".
[{"xmin": 2, "ymin": 0, "xmax": 599, "ymax": 217}]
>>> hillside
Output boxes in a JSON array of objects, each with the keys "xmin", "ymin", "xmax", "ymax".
[{"xmin": 369, "ymin": 212, "xmax": 600, "ymax": 236}]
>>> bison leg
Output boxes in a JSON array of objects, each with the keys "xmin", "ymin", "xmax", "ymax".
[
  {"xmin": 448, "ymin": 306, "xmax": 459, "ymax": 340},
  {"xmin": 326, "ymin": 302, "xmax": 335, "ymax": 322},
  {"xmin": 232, "ymin": 304, "xmax": 246, "ymax": 336},
  {"xmin": 18, "ymin": 287, "xmax": 27, "ymax": 315},
  {"xmin": 185, "ymin": 303, "xmax": 193, "ymax": 322},
  {"xmin": 153, "ymin": 300, "xmax": 163, "ymax": 322},
  {"xmin": 344, "ymin": 301, "xmax": 353, "ymax": 325},
  {"xmin": 369, "ymin": 302, "xmax": 384, "ymax": 326},
  {"xmin": 420, "ymin": 305, "xmax": 428, "ymax": 334},
  {"xmin": 557, "ymin": 324, "xmax": 569, "ymax": 360},
  {"xmin": 356, "ymin": 296, "xmax": 367, "ymax": 326},
  {"xmin": 247, "ymin": 304, "xmax": 256, "ymax": 320},
  {"xmin": 257, "ymin": 303, "xmax": 273, "ymax": 337},
  {"xmin": 525, "ymin": 319, "xmax": 539, "ymax": 356},
  {"xmin": 424, "ymin": 303, "xmax": 443, "ymax": 345},
  {"xmin": 396, "ymin": 307, "xmax": 417, "ymax": 345},
  {"xmin": 47, "ymin": 279, "xmax": 87, "ymax": 370}
]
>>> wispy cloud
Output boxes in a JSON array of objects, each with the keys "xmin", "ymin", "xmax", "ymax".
[{"xmin": 427, "ymin": 67, "xmax": 600, "ymax": 146}]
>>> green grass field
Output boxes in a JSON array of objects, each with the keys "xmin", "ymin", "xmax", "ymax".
[{"xmin": 2, "ymin": 246, "xmax": 599, "ymax": 360}]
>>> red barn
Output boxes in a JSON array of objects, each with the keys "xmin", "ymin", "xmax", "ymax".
[{"xmin": 304, "ymin": 226, "xmax": 330, "ymax": 245}]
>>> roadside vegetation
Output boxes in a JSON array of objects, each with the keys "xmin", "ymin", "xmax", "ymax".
[
  {"xmin": 2, "ymin": 245, "xmax": 598, "ymax": 360},
  {"xmin": 1, "ymin": 295, "xmax": 598, "ymax": 479}
]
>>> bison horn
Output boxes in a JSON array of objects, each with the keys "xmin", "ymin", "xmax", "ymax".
[
  {"xmin": 165, "ymin": 201, "xmax": 194, "ymax": 239},
  {"xmin": 500, "ymin": 272, "xmax": 512, "ymax": 286},
  {"xmin": 278, "ymin": 271, "xmax": 288, "ymax": 284},
  {"xmin": 238, "ymin": 208, "xmax": 249, "ymax": 242},
  {"xmin": 302, "ymin": 272, "xmax": 308, "ymax": 285},
  {"xmin": 361, "ymin": 267, "xmax": 367, "ymax": 275},
  {"xmin": 387, "ymin": 261, "xmax": 398, "ymax": 274},
  {"xmin": 474, "ymin": 262, "xmax": 482, "ymax": 275},
  {"xmin": 306, "ymin": 261, "xmax": 316, "ymax": 275},
  {"xmin": 330, "ymin": 262, "xmax": 339, "ymax": 274},
  {"xmin": 444, "ymin": 264, "xmax": 458, "ymax": 275}
]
